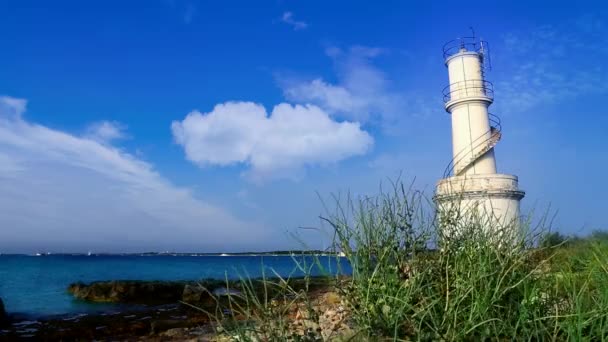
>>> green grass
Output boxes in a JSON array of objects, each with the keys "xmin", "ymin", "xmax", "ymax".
[{"xmin": 206, "ymin": 181, "xmax": 608, "ymax": 341}]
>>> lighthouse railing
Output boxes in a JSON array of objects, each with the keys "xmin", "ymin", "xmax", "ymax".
[
  {"xmin": 443, "ymin": 37, "xmax": 490, "ymax": 59},
  {"xmin": 443, "ymin": 113, "xmax": 502, "ymax": 178},
  {"xmin": 442, "ymin": 79, "xmax": 494, "ymax": 104}
]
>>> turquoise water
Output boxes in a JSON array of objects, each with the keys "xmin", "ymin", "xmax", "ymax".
[{"xmin": 0, "ymin": 255, "xmax": 349, "ymax": 317}]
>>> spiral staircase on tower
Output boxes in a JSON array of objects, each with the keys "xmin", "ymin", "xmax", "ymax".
[{"xmin": 441, "ymin": 79, "xmax": 502, "ymax": 179}]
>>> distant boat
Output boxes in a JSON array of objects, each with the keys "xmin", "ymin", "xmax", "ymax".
[
  {"xmin": 220, "ymin": 253, "xmax": 229, "ymax": 256},
  {"xmin": 87, "ymin": 251, "xmax": 92, "ymax": 256},
  {"xmin": 35, "ymin": 252, "xmax": 42, "ymax": 256}
]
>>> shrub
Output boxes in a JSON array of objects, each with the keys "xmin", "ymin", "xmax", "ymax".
[
  {"xmin": 323, "ymin": 181, "xmax": 608, "ymax": 340},
  {"xmin": 205, "ymin": 180, "xmax": 608, "ymax": 341}
]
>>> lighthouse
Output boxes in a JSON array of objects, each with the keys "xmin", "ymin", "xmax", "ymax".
[{"xmin": 434, "ymin": 36, "xmax": 524, "ymax": 235}]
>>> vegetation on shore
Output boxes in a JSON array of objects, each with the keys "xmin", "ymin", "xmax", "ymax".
[
  {"xmin": 14, "ymin": 181, "xmax": 606, "ymax": 341},
  {"xmin": 203, "ymin": 181, "xmax": 608, "ymax": 341}
]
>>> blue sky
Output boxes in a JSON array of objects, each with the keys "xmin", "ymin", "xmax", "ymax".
[{"xmin": 0, "ymin": 0, "xmax": 607, "ymax": 253}]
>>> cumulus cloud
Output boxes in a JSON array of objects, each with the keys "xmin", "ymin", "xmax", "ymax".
[
  {"xmin": 282, "ymin": 79, "xmax": 361, "ymax": 115},
  {"xmin": 0, "ymin": 96, "xmax": 268, "ymax": 253},
  {"xmin": 85, "ymin": 120, "xmax": 128, "ymax": 143},
  {"xmin": 171, "ymin": 101, "xmax": 373, "ymax": 181},
  {"xmin": 280, "ymin": 11, "xmax": 308, "ymax": 30},
  {"xmin": 279, "ymin": 46, "xmax": 405, "ymax": 127}
]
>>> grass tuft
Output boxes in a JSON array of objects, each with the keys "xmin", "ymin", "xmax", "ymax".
[{"xmin": 203, "ymin": 180, "xmax": 608, "ymax": 341}]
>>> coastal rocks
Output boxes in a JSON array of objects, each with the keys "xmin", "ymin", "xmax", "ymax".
[
  {"xmin": 212, "ymin": 287, "xmax": 242, "ymax": 297},
  {"xmin": 156, "ymin": 326, "xmax": 215, "ymax": 341},
  {"xmin": 68, "ymin": 280, "xmax": 224, "ymax": 305},
  {"xmin": 209, "ymin": 288, "xmax": 353, "ymax": 341},
  {"xmin": 1, "ymin": 303, "xmax": 212, "ymax": 340},
  {"xmin": 3, "ymin": 278, "xmax": 348, "ymax": 340},
  {"xmin": 0, "ymin": 297, "xmax": 8, "ymax": 327},
  {"xmin": 68, "ymin": 281, "xmax": 186, "ymax": 303},
  {"xmin": 182, "ymin": 284, "xmax": 205, "ymax": 303},
  {"xmin": 150, "ymin": 319, "xmax": 188, "ymax": 334},
  {"xmin": 159, "ymin": 327, "xmax": 189, "ymax": 338},
  {"xmin": 287, "ymin": 291, "xmax": 353, "ymax": 340}
]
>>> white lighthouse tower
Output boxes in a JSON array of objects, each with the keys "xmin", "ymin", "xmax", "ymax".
[{"xmin": 435, "ymin": 36, "xmax": 524, "ymax": 235}]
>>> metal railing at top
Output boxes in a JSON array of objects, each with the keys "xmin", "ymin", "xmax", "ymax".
[
  {"xmin": 443, "ymin": 37, "xmax": 490, "ymax": 60},
  {"xmin": 442, "ymin": 113, "xmax": 502, "ymax": 178},
  {"xmin": 442, "ymin": 79, "xmax": 494, "ymax": 104}
]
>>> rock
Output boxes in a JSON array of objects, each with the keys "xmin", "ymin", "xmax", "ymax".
[
  {"xmin": 68, "ymin": 281, "xmax": 186, "ymax": 304},
  {"xmin": 150, "ymin": 319, "xmax": 186, "ymax": 334},
  {"xmin": 212, "ymin": 287, "xmax": 241, "ymax": 297},
  {"xmin": 182, "ymin": 284, "xmax": 219, "ymax": 309},
  {"xmin": 160, "ymin": 327, "xmax": 188, "ymax": 338},
  {"xmin": 0, "ymin": 297, "xmax": 8, "ymax": 327},
  {"xmin": 324, "ymin": 309, "xmax": 336, "ymax": 318},
  {"xmin": 322, "ymin": 291, "xmax": 342, "ymax": 305},
  {"xmin": 129, "ymin": 321, "xmax": 150, "ymax": 335},
  {"xmin": 181, "ymin": 284, "xmax": 203, "ymax": 303},
  {"xmin": 68, "ymin": 279, "xmax": 227, "ymax": 305}
]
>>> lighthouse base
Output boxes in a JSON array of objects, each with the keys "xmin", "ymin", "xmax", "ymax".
[{"xmin": 434, "ymin": 174, "xmax": 525, "ymax": 240}]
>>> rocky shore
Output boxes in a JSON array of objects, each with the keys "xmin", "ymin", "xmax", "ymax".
[
  {"xmin": 67, "ymin": 279, "xmax": 226, "ymax": 305},
  {"xmin": 0, "ymin": 280, "xmax": 228, "ymax": 340},
  {"xmin": 0, "ymin": 303, "xmax": 214, "ymax": 341},
  {"xmin": 0, "ymin": 298, "xmax": 9, "ymax": 328},
  {"xmin": 0, "ymin": 277, "xmax": 348, "ymax": 341}
]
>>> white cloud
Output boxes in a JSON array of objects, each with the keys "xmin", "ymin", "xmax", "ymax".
[
  {"xmin": 171, "ymin": 101, "xmax": 373, "ymax": 182},
  {"xmin": 85, "ymin": 120, "xmax": 128, "ymax": 143},
  {"xmin": 279, "ymin": 46, "xmax": 405, "ymax": 127},
  {"xmin": 0, "ymin": 96, "xmax": 268, "ymax": 253},
  {"xmin": 280, "ymin": 11, "xmax": 308, "ymax": 30},
  {"xmin": 283, "ymin": 79, "xmax": 362, "ymax": 116}
]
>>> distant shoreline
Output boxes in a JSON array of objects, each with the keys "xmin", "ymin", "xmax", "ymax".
[{"xmin": 0, "ymin": 250, "xmax": 346, "ymax": 257}]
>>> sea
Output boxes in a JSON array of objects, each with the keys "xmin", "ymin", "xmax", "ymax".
[{"xmin": 0, "ymin": 254, "xmax": 350, "ymax": 318}]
